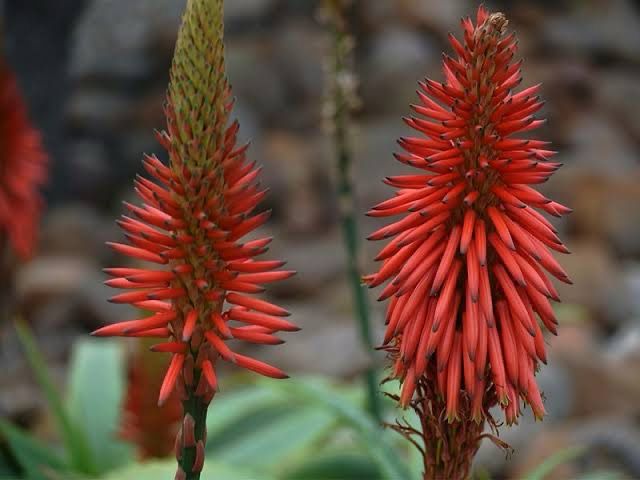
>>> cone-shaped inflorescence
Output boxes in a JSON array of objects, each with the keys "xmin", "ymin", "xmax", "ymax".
[
  {"xmin": 365, "ymin": 6, "xmax": 571, "ymax": 426},
  {"xmin": 0, "ymin": 59, "xmax": 47, "ymax": 260},
  {"xmin": 93, "ymin": 1, "xmax": 296, "ymax": 478}
]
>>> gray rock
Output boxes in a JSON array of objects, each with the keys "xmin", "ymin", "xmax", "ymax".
[
  {"xmin": 352, "ymin": 117, "xmax": 414, "ymax": 206},
  {"xmin": 70, "ymin": 0, "xmax": 184, "ymax": 80},
  {"xmin": 250, "ymin": 299, "xmax": 385, "ymax": 377},
  {"xmin": 537, "ymin": 361, "xmax": 574, "ymax": 421},
  {"xmin": 15, "ymin": 253, "xmax": 131, "ymax": 331},
  {"xmin": 555, "ymin": 241, "xmax": 629, "ymax": 327},
  {"xmin": 361, "ymin": 26, "xmax": 439, "ymax": 114},
  {"xmin": 573, "ymin": 419, "xmax": 640, "ymax": 478},
  {"xmin": 400, "ymin": 0, "xmax": 468, "ymax": 33},
  {"xmin": 273, "ymin": 19, "xmax": 325, "ymax": 104},
  {"xmin": 545, "ymin": 167, "xmax": 640, "ymax": 257},
  {"xmin": 622, "ymin": 262, "xmax": 640, "ymax": 316},
  {"xmin": 224, "ymin": 0, "xmax": 277, "ymax": 22},
  {"xmin": 268, "ymin": 231, "xmax": 346, "ymax": 296},
  {"xmin": 15, "ymin": 255, "xmax": 99, "ymax": 309},
  {"xmin": 40, "ymin": 204, "xmax": 116, "ymax": 258},
  {"xmin": 596, "ymin": 70, "xmax": 640, "ymax": 142},
  {"xmin": 474, "ymin": 361, "xmax": 573, "ymax": 472},
  {"xmin": 230, "ymin": 100, "xmax": 263, "ymax": 151},
  {"xmin": 226, "ymin": 39, "xmax": 287, "ymax": 122},
  {"xmin": 562, "ymin": 114, "xmax": 638, "ymax": 175},
  {"xmin": 66, "ymin": 88, "xmax": 131, "ymax": 131},
  {"xmin": 76, "ymin": 271, "xmax": 131, "ymax": 330},
  {"xmin": 623, "ymin": 262, "xmax": 640, "ymax": 318},
  {"xmin": 354, "ymin": 0, "xmax": 401, "ymax": 32},
  {"xmin": 261, "ymin": 131, "xmax": 334, "ymax": 234},
  {"xmin": 604, "ymin": 323, "xmax": 640, "ymax": 362},
  {"xmin": 601, "ymin": 177, "xmax": 640, "ymax": 257},
  {"xmin": 540, "ymin": 0, "xmax": 640, "ymax": 64},
  {"xmin": 65, "ymin": 141, "xmax": 115, "ymax": 205}
]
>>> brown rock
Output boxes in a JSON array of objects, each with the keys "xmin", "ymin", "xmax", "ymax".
[{"xmin": 552, "ymin": 240, "xmax": 628, "ymax": 327}]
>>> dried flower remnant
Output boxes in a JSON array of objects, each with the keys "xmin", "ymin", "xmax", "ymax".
[
  {"xmin": 365, "ymin": 5, "xmax": 571, "ymax": 427},
  {"xmin": 0, "ymin": 60, "xmax": 47, "ymax": 260},
  {"xmin": 92, "ymin": 0, "xmax": 296, "ymax": 478}
]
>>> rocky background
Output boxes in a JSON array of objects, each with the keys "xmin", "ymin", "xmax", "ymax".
[{"xmin": 3, "ymin": 0, "xmax": 640, "ymax": 478}]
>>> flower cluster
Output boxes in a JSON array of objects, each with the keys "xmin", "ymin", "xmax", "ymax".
[
  {"xmin": 366, "ymin": 6, "xmax": 571, "ymax": 425},
  {"xmin": 92, "ymin": 1, "xmax": 296, "ymax": 477},
  {"xmin": 94, "ymin": 0, "xmax": 295, "ymax": 406},
  {"xmin": 0, "ymin": 60, "xmax": 47, "ymax": 259}
]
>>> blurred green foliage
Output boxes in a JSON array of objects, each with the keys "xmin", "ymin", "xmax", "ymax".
[
  {"xmin": 0, "ymin": 324, "xmax": 625, "ymax": 480},
  {"xmin": 1, "ymin": 324, "xmax": 417, "ymax": 480}
]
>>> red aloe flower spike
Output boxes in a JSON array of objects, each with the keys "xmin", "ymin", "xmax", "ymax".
[
  {"xmin": 93, "ymin": 0, "xmax": 296, "ymax": 478},
  {"xmin": 367, "ymin": 5, "xmax": 571, "ymax": 430},
  {"xmin": 0, "ymin": 59, "xmax": 48, "ymax": 259}
]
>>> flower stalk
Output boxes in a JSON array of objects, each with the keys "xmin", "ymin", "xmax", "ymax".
[{"xmin": 322, "ymin": 0, "xmax": 382, "ymax": 422}]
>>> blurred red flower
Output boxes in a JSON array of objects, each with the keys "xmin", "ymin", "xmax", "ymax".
[
  {"xmin": 366, "ymin": 6, "xmax": 571, "ymax": 425},
  {"xmin": 0, "ymin": 61, "xmax": 47, "ymax": 259},
  {"xmin": 119, "ymin": 341, "xmax": 182, "ymax": 459}
]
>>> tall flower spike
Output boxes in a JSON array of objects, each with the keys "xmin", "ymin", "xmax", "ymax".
[
  {"xmin": 93, "ymin": 1, "xmax": 296, "ymax": 478},
  {"xmin": 366, "ymin": 6, "xmax": 570, "ymax": 428},
  {"xmin": 0, "ymin": 59, "xmax": 47, "ymax": 259}
]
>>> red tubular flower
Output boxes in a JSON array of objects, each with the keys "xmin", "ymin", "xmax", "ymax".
[
  {"xmin": 0, "ymin": 60, "xmax": 47, "ymax": 259},
  {"xmin": 92, "ymin": 1, "xmax": 296, "ymax": 477},
  {"xmin": 366, "ymin": 6, "xmax": 571, "ymax": 425}
]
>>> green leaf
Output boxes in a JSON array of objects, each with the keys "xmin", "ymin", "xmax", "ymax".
[
  {"xmin": 0, "ymin": 446, "xmax": 20, "ymax": 479},
  {"xmin": 265, "ymin": 379, "xmax": 411, "ymax": 480},
  {"xmin": 210, "ymin": 406, "xmax": 334, "ymax": 470},
  {"xmin": 205, "ymin": 379, "xmax": 338, "ymax": 471},
  {"xmin": 523, "ymin": 446, "xmax": 586, "ymax": 480},
  {"xmin": 205, "ymin": 384, "xmax": 286, "ymax": 450},
  {"xmin": 0, "ymin": 418, "xmax": 68, "ymax": 480},
  {"xmin": 14, "ymin": 322, "xmax": 95, "ymax": 475},
  {"xmin": 281, "ymin": 452, "xmax": 383, "ymax": 480},
  {"xmin": 98, "ymin": 459, "xmax": 269, "ymax": 480},
  {"xmin": 67, "ymin": 339, "xmax": 133, "ymax": 473},
  {"xmin": 576, "ymin": 471, "xmax": 624, "ymax": 480}
]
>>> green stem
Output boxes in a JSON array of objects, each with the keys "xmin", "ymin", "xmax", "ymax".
[
  {"xmin": 325, "ymin": 1, "xmax": 382, "ymax": 422},
  {"xmin": 179, "ymin": 369, "xmax": 209, "ymax": 480}
]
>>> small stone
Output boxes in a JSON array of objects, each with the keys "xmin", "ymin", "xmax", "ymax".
[
  {"xmin": 64, "ymin": 142, "xmax": 115, "ymax": 207},
  {"xmin": 597, "ymin": 69, "xmax": 640, "ymax": 143},
  {"xmin": 553, "ymin": 240, "xmax": 628, "ymax": 327},
  {"xmin": 399, "ymin": 0, "xmax": 468, "ymax": 33},
  {"xmin": 272, "ymin": 20, "xmax": 325, "ymax": 108},
  {"xmin": 224, "ymin": 0, "xmax": 276, "ymax": 23},
  {"xmin": 361, "ymin": 26, "xmax": 439, "ymax": 115},
  {"xmin": 70, "ymin": 0, "xmax": 183, "ymax": 80},
  {"xmin": 268, "ymin": 232, "xmax": 345, "ymax": 296},
  {"xmin": 40, "ymin": 205, "xmax": 116, "ymax": 258},
  {"xmin": 540, "ymin": 0, "xmax": 640, "ymax": 64},
  {"xmin": 67, "ymin": 89, "xmax": 130, "ymax": 131},
  {"xmin": 252, "ymin": 300, "xmax": 384, "ymax": 377},
  {"xmin": 226, "ymin": 40, "xmax": 287, "ymax": 122}
]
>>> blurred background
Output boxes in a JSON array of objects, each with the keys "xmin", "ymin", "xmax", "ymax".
[{"xmin": 2, "ymin": 0, "xmax": 640, "ymax": 478}]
